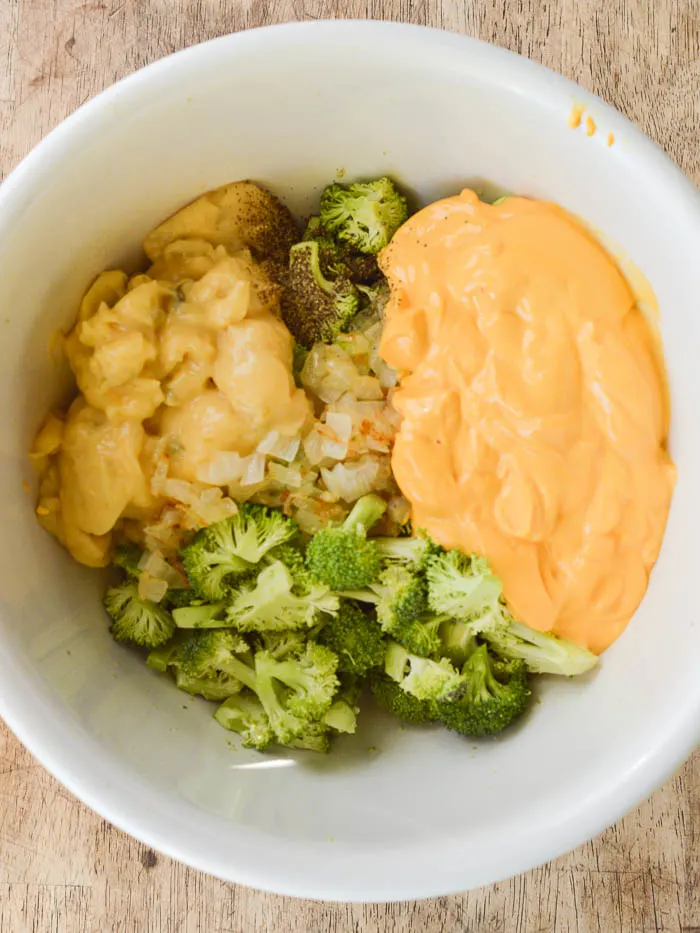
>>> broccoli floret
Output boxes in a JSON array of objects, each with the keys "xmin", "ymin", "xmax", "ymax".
[
  {"xmin": 426, "ymin": 549, "xmax": 598, "ymax": 676},
  {"xmin": 384, "ymin": 641, "xmax": 462, "ymax": 702},
  {"xmin": 485, "ymin": 618, "xmax": 598, "ymax": 677},
  {"xmin": 175, "ymin": 668, "xmax": 244, "ymax": 702},
  {"xmin": 342, "ymin": 566, "xmax": 442, "ymax": 658},
  {"xmin": 317, "ymin": 601, "xmax": 385, "ymax": 675},
  {"xmin": 252, "ymin": 642, "xmax": 339, "ymax": 744},
  {"xmin": 437, "ymin": 644, "xmax": 530, "ymax": 737},
  {"xmin": 214, "ymin": 692, "xmax": 276, "ymax": 749},
  {"xmin": 288, "ymin": 723, "xmax": 332, "ymax": 753},
  {"xmin": 265, "ymin": 542, "xmax": 307, "ymax": 575},
  {"xmin": 146, "ymin": 632, "xmax": 186, "ymax": 672},
  {"xmin": 356, "ymin": 280, "xmax": 390, "ymax": 317},
  {"xmin": 182, "ymin": 631, "xmax": 332, "ymax": 747},
  {"xmin": 282, "ymin": 240, "xmax": 360, "ymax": 347},
  {"xmin": 162, "ymin": 587, "xmax": 196, "ymax": 610},
  {"xmin": 303, "ymin": 215, "xmax": 382, "ymax": 284},
  {"xmin": 104, "ymin": 581, "xmax": 175, "ymax": 648},
  {"xmin": 112, "ymin": 543, "xmax": 143, "ymax": 578},
  {"xmin": 249, "ymin": 629, "xmax": 308, "ymax": 661},
  {"xmin": 438, "ymin": 619, "xmax": 478, "ymax": 667},
  {"xmin": 319, "ymin": 177, "xmax": 409, "ymax": 254},
  {"xmin": 370, "ymin": 675, "xmax": 437, "ymax": 724},
  {"xmin": 306, "ymin": 494, "xmax": 386, "ymax": 590},
  {"xmin": 181, "ymin": 505, "xmax": 296, "ymax": 601},
  {"xmin": 426, "ymin": 550, "xmax": 503, "ymax": 619},
  {"xmin": 392, "ymin": 615, "xmax": 444, "ymax": 659},
  {"xmin": 226, "ymin": 560, "xmax": 339, "ymax": 632},
  {"xmin": 177, "ymin": 630, "xmax": 254, "ymax": 688},
  {"xmin": 256, "ymin": 642, "xmax": 338, "ymax": 719},
  {"xmin": 373, "ymin": 534, "xmax": 441, "ymax": 572}
]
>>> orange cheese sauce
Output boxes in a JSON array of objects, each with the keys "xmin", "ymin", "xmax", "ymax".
[{"xmin": 379, "ymin": 190, "xmax": 676, "ymax": 653}]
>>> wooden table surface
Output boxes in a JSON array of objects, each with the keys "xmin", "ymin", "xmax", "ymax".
[{"xmin": 1, "ymin": 1, "xmax": 699, "ymax": 930}]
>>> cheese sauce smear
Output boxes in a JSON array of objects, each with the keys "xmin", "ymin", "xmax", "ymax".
[{"xmin": 379, "ymin": 190, "xmax": 676, "ymax": 653}]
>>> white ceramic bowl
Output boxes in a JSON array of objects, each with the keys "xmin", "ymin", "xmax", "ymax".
[{"xmin": 1, "ymin": 20, "xmax": 699, "ymax": 902}]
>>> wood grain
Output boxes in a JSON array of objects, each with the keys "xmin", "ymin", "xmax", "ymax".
[{"xmin": 1, "ymin": 1, "xmax": 699, "ymax": 930}]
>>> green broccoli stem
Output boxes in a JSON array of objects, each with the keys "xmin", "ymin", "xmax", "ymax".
[
  {"xmin": 146, "ymin": 641, "xmax": 178, "ymax": 672},
  {"xmin": 217, "ymin": 654, "xmax": 258, "ymax": 692},
  {"xmin": 323, "ymin": 699, "xmax": 357, "ymax": 734},
  {"xmin": 342, "ymin": 494, "xmax": 387, "ymax": 533},
  {"xmin": 172, "ymin": 603, "xmax": 226, "ymax": 629},
  {"xmin": 373, "ymin": 537, "xmax": 424, "ymax": 563}
]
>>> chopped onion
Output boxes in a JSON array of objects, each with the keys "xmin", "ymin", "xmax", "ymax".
[
  {"xmin": 388, "ymin": 495, "xmax": 412, "ymax": 526},
  {"xmin": 196, "ymin": 451, "xmax": 246, "ymax": 485},
  {"xmin": 144, "ymin": 508, "xmax": 183, "ymax": 554},
  {"xmin": 294, "ymin": 500, "xmax": 347, "ymax": 535},
  {"xmin": 353, "ymin": 376, "xmax": 384, "ymax": 401},
  {"xmin": 140, "ymin": 549, "xmax": 187, "ymax": 587},
  {"xmin": 371, "ymin": 355, "xmax": 398, "ymax": 388},
  {"xmin": 138, "ymin": 572, "xmax": 169, "ymax": 603},
  {"xmin": 256, "ymin": 431, "xmax": 301, "ymax": 462},
  {"xmin": 319, "ymin": 428, "xmax": 348, "ymax": 461},
  {"xmin": 321, "ymin": 457, "xmax": 381, "ymax": 502},
  {"xmin": 268, "ymin": 461, "xmax": 302, "ymax": 489},
  {"xmin": 193, "ymin": 495, "xmax": 238, "ymax": 526},
  {"xmin": 162, "ymin": 478, "xmax": 199, "ymax": 505},
  {"xmin": 301, "ymin": 344, "xmax": 364, "ymax": 404},
  {"xmin": 241, "ymin": 453, "xmax": 266, "ymax": 486},
  {"xmin": 326, "ymin": 411, "xmax": 352, "ymax": 443},
  {"xmin": 302, "ymin": 426, "xmax": 328, "ymax": 466}
]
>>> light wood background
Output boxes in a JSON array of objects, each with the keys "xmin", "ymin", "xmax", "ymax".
[{"xmin": 1, "ymin": 2, "xmax": 699, "ymax": 931}]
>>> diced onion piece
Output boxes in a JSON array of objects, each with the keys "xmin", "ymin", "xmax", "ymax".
[
  {"xmin": 335, "ymin": 332, "xmax": 371, "ymax": 369},
  {"xmin": 268, "ymin": 461, "xmax": 302, "ymax": 489},
  {"xmin": 192, "ymin": 494, "xmax": 238, "ymax": 526},
  {"xmin": 326, "ymin": 411, "xmax": 352, "ymax": 443},
  {"xmin": 319, "ymin": 427, "xmax": 348, "ymax": 461},
  {"xmin": 195, "ymin": 451, "xmax": 246, "ymax": 485},
  {"xmin": 256, "ymin": 431, "xmax": 301, "ymax": 462},
  {"xmin": 302, "ymin": 426, "xmax": 328, "ymax": 466},
  {"xmin": 138, "ymin": 572, "xmax": 169, "ymax": 603},
  {"xmin": 144, "ymin": 508, "xmax": 183, "ymax": 553},
  {"xmin": 301, "ymin": 344, "xmax": 363, "ymax": 404},
  {"xmin": 321, "ymin": 457, "xmax": 381, "ymax": 502},
  {"xmin": 163, "ymin": 478, "xmax": 199, "ymax": 505},
  {"xmin": 371, "ymin": 355, "xmax": 398, "ymax": 388},
  {"xmin": 353, "ymin": 376, "xmax": 384, "ymax": 401},
  {"xmin": 241, "ymin": 453, "xmax": 266, "ymax": 487},
  {"xmin": 140, "ymin": 549, "xmax": 186, "ymax": 588},
  {"xmin": 388, "ymin": 495, "xmax": 412, "ymax": 526},
  {"xmin": 293, "ymin": 500, "xmax": 347, "ymax": 535}
]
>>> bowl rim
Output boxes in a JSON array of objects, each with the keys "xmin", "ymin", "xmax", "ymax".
[{"xmin": 1, "ymin": 18, "xmax": 699, "ymax": 902}]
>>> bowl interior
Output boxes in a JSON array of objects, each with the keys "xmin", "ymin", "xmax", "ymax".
[{"xmin": 1, "ymin": 22, "xmax": 700, "ymax": 900}]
